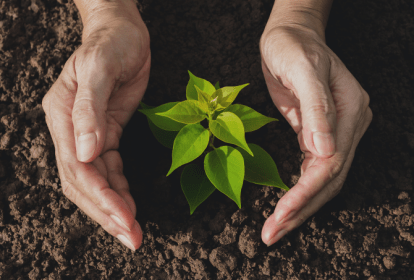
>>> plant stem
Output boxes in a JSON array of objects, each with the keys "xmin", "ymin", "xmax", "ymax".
[{"xmin": 209, "ymin": 134, "xmax": 216, "ymax": 149}]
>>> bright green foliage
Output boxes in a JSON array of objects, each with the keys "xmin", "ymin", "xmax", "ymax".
[
  {"xmin": 148, "ymin": 119, "xmax": 178, "ymax": 149},
  {"xmin": 138, "ymin": 71, "xmax": 288, "ymax": 214},
  {"xmin": 236, "ymin": 144, "xmax": 289, "ymax": 191},
  {"xmin": 210, "ymin": 112, "xmax": 253, "ymax": 156},
  {"xmin": 186, "ymin": 71, "xmax": 216, "ymax": 100},
  {"xmin": 157, "ymin": 100, "xmax": 207, "ymax": 124},
  {"xmin": 195, "ymin": 85, "xmax": 211, "ymax": 113},
  {"xmin": 225, "ymin": 104, "xmax": 278, "ymax": 132},
  {"xmin": 204, "ymin": 146, "xmax": 244, "ymax": 208},
  {"xmin": 139, "ymin": 102, "xmax": 179, "ymax": 149},
  {"xmin": 181, "ymin": 164, "xmax": 216, "ymax": 214},
  {"xmin": 214, "ymin": 81, "xmax": 220, "ymax": 90},
  {"xmin": 138, "ymin": 102, "xmax": 186, "ymax": 131},
  {"xmin": 211, "ymin": 84, "xmax": 249, "ymax": 111},
  {"xmin": 167, "ymin": 123, "xmax": 209, "ymax": 176}
]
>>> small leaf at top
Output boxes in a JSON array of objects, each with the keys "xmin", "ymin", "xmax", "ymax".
[
  {"xmin": 167, "ymin": 123, "xmax": 209, "ymax": 176},
  {"xmin": 225, "ymin": 104, "xmax": 277, "ymax": 132},
  {"xmin": 195, "ymin": 85, "xmax": 211, "ymax": 113},
  {"xmin": 147, "ymin": 118, "xmax": 178, "ymax": 149},
  {"xmin": 157, "ymin": 100, "xmax": 207, "ymax": 124},
  {"xmin": 138, "ymin": 102, "xmax": 186, "ymax": 131},
  {"xmin": 204, "ymin": 146, "xmax": 244, "ymax": 208},
  {"xmin": 181, "ymin": 164, "xmax": 216, "ymax": 214},
  {"xmin": 209, "ymin": 112, "xmax": 253, "ymax": 156},
  {"xmin": 214, "ymin": 81, "xmax": 220, "ymax": 90},
  {"xmin": 186, "ymin": 71, "xmax": 216, "ymax": 100},
  {"xmin": 235, "ymin": 144, "xmax": 289, "ymax": 191},
  {"xmin": 211, "ymin": 83, "xmax": 249, "ymax": 110}
]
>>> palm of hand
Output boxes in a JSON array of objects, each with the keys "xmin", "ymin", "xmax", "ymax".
[
  {"xmin": 260, "ymin": 27, "xmax": 372, "ymax": 245},
  {"xmin": 43, "ymin": 21, "xmax": 150, "ymax": 250}
]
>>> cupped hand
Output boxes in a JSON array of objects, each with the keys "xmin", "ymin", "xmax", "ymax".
[
  {"xmin": 260, "ymin": 25, "xmax": 372, "ymax": 246},
  {"xmin": 42, "ymin": 2, "xmax": 150, "ymax": 251}
]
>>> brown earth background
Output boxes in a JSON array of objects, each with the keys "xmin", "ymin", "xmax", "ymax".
[{"xmin": 1, "ymin": 0, "xmax": 414, "ymax": 279}]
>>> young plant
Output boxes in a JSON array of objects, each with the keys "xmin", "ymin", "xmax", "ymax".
[{"xmin": 138, "ymin": 71, "xmax": 289, "ymax": 214}]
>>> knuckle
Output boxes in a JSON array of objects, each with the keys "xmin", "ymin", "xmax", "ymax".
[
  {"xmin": 303, "ymin": 50, "xmax": 326, "ymax": 69},
  {"xmin": 366, "ymin": 107, "xmax": 373, "ymax": 123},
  {"xmin": 362, "ymin": 90, "xmax": 371, "ymax": 110},
  {"xmin": 308, "ymin": 98, "xmax": 335, "ymax": 115},
  {"xmin": 295, "ymin": 45, "xmax": 329, "ymax": 73},
  {"xmin": 94, "ymin": 189, "xmax": 111, "ymax": 212},
  {"xmin": 42, "ymin": 93, "xmax": 50, "ymax": 112},
  {"xmin": 79, "ymin": 44, "xmax": 117, "ymax": 78},
  {"xmin": 329, "ymin": 158, "xmax": 344, "ymax": 180},
  {"xmin": 72, "ymin": 98, "xmax": 97, "ymax": 121}
]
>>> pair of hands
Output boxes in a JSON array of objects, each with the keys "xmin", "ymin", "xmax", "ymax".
[{"xmin": 42, "ymin": 1, "xmax": 371, "ymax": 250}]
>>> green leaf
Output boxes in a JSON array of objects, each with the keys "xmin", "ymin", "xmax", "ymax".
[
  {"xmin": 181, "ymin": 164, "xmax": 216, "ymax": 214},
  {"xmin": 167, "ymin": 123, "xmax": 210, "ymax": 176},
  {"xmin": 139, "ymin": 101, "xmax": 152, "ymax": 109},
  {"xmin": 157, "ymin": 100, "xmax": 207, "ymax": 124},
  {"xmin": 204, "ymin": 146, "xmax": 244, "ymax": 208},
  {"xmin": 211, "ymin": 83, "xmax": 249, "ymax": 110},
  {"xmin": 195, "ymin": 85, "xmax": 211, "ymax": 113},
  {"xmin": 138, "ymin": 102, "xmax": 186, "ymax": 131},
  {"xmin": 225, "ymin": 104, "xmax": 277, "ymax": 132},
  {"xmin": 236, "ymin": 144, "xmax": 289, "ymax": 191},
  {"xmin": 186, "ymin": 71, "xmax": 216, "ymax": 100},
  {"xmin": 147, "ymin": 118, "xmax": 178, "ymax": 149},
  {"xmin": 209, "ymin": 112, "xmax": 253, "ymax": 156},
  {"xmin": 214, "ymin": 81, "xmax": 220, "ymax": 90}
]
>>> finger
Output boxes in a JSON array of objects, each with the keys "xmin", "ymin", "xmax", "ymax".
[
  {"xmin": 61, "ymin": 176, "xmax": 142, "ymax": 251},
  {"xmin": 102, "ymin": 150, "xmax": 137, "ymax": 217},
  {"xmin": 72, "ymin": 45, "xmax": 121, "ymax": 163},
  {"xmin": 92, "ymin": 156, "xmax": 136, "ymax": 219},
  {"xmin": 49, "ymin": 128, "xmax": 142, "ymax": 251},
  {"xmin": 261, "ymin": 60, "xmax": 302, "ymax": 133},
  {"xmin": 262, "ymin": 123, "xmax": 351, "ymax": 245},
  {"xmin": 294, "ymin": 64, "xmax": 337, "ymax": 158},
  {"xmin": 268, "ymin": 65, "xmax": 368, "ymax": 225},
  {"xmin": 262, "ymin": 156, "xmax": 346, "ymax": 246},
  {"xmin": 262, "ymin": 108, "xmax": 372, "ymax": 246},
  {"xmin": 101, "ymin": 54, "xmax": 151, "ymax": 153},
  {"xmin": 45, "ymin": 68, "xmax": 136, "ymax": 233}
]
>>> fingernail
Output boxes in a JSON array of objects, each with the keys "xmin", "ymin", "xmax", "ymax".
[
  {"xmin": 313, "ymin": 132, "xmax": 335, "ymax": 156},
  {"xmin": 116, "ymin": 234, "xmax": 136, "ymax": 251},
  {"xmin": 266, "ymin": 229, "xmax": 287, "ymax": 246},
  {"xmin": 77, "ymin": 133, "xmax": 96, "ymax": 162},
  {"xmin": 110, "ymin": 215, "xmax": 131, "ymax": 232}
]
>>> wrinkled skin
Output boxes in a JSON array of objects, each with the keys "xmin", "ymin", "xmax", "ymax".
[
  {"xmin": 260, "ymin": 25, "xmax": 372, "ymax": 246},
  {"xmin": 42, "ymin": 4, "xmax": 150, "ymax": 250},
  {"xmin": 43, "ymin": 0, "xmax": 372, "ymax": 251}
]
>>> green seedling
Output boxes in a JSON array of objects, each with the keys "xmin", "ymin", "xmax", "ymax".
[{"xmin": 138, "ymin": 71, "xmax": 289, "ymax": 214}]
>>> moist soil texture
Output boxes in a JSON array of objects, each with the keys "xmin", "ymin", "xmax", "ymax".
[{"xmin": 1, "ymin": 0, "xmax": 414, "ymax": 279}]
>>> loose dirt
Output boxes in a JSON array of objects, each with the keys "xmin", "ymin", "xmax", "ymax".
[{"xmin": 1, "ymin": 0, "xmax": 413, "ymax": 279}]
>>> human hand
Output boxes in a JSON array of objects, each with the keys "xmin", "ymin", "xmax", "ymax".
[
  {"xmin": 42, "ymin": 0, "xmax": 150, "ymax": 251},
  {"xmin": 260, "ymin": 18, "xmax": 372, "ymax": 245}
]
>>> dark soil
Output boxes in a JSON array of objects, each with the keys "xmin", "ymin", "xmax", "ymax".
[{"xmin": 1, "ymin": 0, "xmax": 414, "ymax": 279}]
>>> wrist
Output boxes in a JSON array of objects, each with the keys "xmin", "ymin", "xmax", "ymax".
[
  {"xmin": 74, "ymin": 0, "xmax": 144, "ymax": 41},
  {"xmin": 263, "ymin": 0, "xmax": 332, "ymax": 41}
]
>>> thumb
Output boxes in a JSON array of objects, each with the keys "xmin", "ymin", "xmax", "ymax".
[
  {"xmin": 295, "ymin": 68, "xmax": 337, "ymax": 157},
  {"xmin": 72, "ymin": 51, "xmax": 119, "ymax": 163}
]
